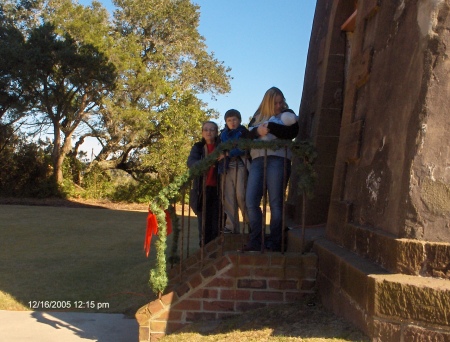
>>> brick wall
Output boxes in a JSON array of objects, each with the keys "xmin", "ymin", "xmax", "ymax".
[{"xmin": 136, "ymin": 239, "xmax": 317, "ymax": 341}]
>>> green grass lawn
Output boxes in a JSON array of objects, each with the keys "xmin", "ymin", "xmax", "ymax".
[
  {"xmin": 0, "ymin": 202, "xmax": 369, "ymax": 341},
  {"xmin": 0, "ymin": 203, "xmax": 196, "ymax": 316}
]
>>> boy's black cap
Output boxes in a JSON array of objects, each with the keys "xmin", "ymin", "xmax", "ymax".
[{"xmin": 224, "ymin": 109, "xmax": 241, "ymax": 121}]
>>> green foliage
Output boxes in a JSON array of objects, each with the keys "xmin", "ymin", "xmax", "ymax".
[
  {"xmin": 0, "ymin": 20, "xmax": 30, "ymax": 124},
  {"xmin": 24, "ymin": 22, "xmax": 117, "ymax": 183},
  {"xmin": 79, "ymin": 164, "xmax": 115, "ymax": 200},
  {"xmin": 1, "ymin": 0, "xmax": 231, "ymax": 197},
  {"xmin": 0, "ymin": 126, "xmax": 58, "ymax": 197},
  {"xmin": 93, "ymin": 0, "xmax": 230, "ymax": 183},
  {"xmin": 109, "ymin": 176, "xmax": 159, "ymax": 203}
]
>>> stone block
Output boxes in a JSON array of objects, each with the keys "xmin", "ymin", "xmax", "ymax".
[
  {"xmin": 326, "ymin": 200, "xmax": 351, "ymax": 244},
  {"xmin": 340, "ymin": 256, "xmax": 372, "ymax": 311},
  {"xmin": 373, "ymin": 274, "xmax": 450, "ymax": 326},
  {"xmin": 340, "ymin": 120, "xmax": 364, "ymax": 163},
  {"xmin": 334, "ymin": 289, "xmax": 372, "ymax": 336},
  {"xmin": 394, "ymin": 239, "xmax": 425, "ymax": 275},
  {"xmin": 324, "ymin": 54, "xmax": 346, "ymax": 83},
  {"xmin": 314, "ymin": 136, "xmax": 340, "ymax": 166},
  {"xmin": 315, "ymin": 239, "xmax": 343, "ymax": 283},
  {"xmin": 315, "ymin": 108, "xmax": 343, "ymax": 137},
  {"xmin": 367, "ymin": 229, "xmax": 397, "ymax": 271},
  {"xmin": 403, "ymin": 325, "xmax": 450, "ymax": 342},
  {"xmin": 360, "ymin": 0, "xmax": 379, "ymax": 20},
  {"xmin": 424, "ymin": 242, "xmax": 450, "ymax": 279},
  {"xmin": 372, "ymin": 319, "xmax": 401, "ymax": 342}
]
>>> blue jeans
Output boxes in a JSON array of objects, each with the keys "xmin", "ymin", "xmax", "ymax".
[{"xmin": 245, "ymin": 156, "xmax": 291, "ymax": 250}]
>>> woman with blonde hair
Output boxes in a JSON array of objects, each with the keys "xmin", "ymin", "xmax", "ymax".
[{"xmin": 242, "ymin": 87, "xmax": 299, "ymax": 252}]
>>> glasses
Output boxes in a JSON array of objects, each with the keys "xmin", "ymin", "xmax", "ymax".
[{"xmin": 202, "ymin": 128, "xmax": 216, "ymax": 132}]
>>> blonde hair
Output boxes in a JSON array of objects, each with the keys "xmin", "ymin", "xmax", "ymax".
[{"xmin": 253, "ymin": 87, "xmax": 288, "ymax": 125}]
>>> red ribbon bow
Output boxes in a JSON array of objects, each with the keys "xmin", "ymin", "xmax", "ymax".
[{"xmin": 144, "ymin": 209, "xmax": 172, "ymax": 257}]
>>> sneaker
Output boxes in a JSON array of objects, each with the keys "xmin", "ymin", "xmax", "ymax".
[{"xmin": 223, "ymin": 228, "xmax": 233, "ymax": 234}]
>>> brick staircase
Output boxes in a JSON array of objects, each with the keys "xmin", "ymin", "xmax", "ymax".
[
  {"xmin": 135, "ymin": 230, "xmax": 320, "ymax": 341},
  {"xmin": 136, "ymin": 223, "xmax": 450, "ymax": 341}
]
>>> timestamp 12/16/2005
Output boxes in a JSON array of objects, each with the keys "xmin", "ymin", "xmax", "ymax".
[{"xmin": 28, "ymin": 301, "xmax": 110, "ymax": 310}]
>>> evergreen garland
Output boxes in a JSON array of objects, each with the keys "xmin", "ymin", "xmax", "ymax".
[{"xmin": 147, "ymin": 139, "xmax": 317, "ymax": 295}]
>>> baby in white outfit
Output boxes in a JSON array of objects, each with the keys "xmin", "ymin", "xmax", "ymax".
[{"xmin": 259, "ymin": 110, "xmax": 298, "ymax": 141}]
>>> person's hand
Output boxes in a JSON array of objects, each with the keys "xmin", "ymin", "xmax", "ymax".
[
  {"xmin": 257, "ymin": 123, "xmax": 269, "ymax": 136},
  {"xmin": 217, "ymin": 154, "xmax": 225, "ymax": 161}
]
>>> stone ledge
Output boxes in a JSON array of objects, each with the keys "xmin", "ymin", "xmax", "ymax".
[
  {"xmin": 342, "ymin": 223, "xmax": 450, "ymax": 279},
  {"xmin": 371, "ymin": 273, "xmax": 450, "ymax": 326},
  {"xmin": 315, "ymin": 237, "xmax": 450, "ymax": 338}
]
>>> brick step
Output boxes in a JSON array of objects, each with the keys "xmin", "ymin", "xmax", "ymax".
[{"xmin": 137, "ymin": 248, "xmax": 318, "ymax": 341}]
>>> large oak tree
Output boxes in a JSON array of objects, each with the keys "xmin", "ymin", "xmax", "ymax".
[{"xmin": 1, "ymin": 0, "xmax": 231, "ymax": 192}]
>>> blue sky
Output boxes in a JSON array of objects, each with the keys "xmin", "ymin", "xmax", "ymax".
[
  {"xmin": 192, "ymin": 1, "xmax": 316, "ymax": 126},
  {"xmin": 77, "ymin": 0, "xmax": 316, "ymax": 149}
]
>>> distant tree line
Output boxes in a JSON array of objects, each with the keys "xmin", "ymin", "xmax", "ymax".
[{"xmin": 0, "ymin": 0, "xmax": 230, "ymax": 201}]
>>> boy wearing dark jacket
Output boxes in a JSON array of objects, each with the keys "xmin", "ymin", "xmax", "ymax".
[{"xmin": 218, "ymin": 109, "xmax": 249, "ymax": 234}]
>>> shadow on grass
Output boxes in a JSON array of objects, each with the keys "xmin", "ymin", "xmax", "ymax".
[
  {"xmin": 0, "ymin": 197, "xmax": 146, "ymax": 211},
  {"xmin": 0, "ymin": 200, "xmax": 194, "ymax": 317}
]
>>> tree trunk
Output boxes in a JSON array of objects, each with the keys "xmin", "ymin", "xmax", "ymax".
[
  {"xmin": 52, "ymin": 124, "xmax": 74, "ymax": 185},
  {"xmin": 52, "ymin": 124, "xmax": 63, "ymax": 184}
]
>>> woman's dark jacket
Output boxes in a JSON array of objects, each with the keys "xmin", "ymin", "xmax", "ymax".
[{"xmin": 187, "ymin": 139, "xmax": 218, "ymax": 215}]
